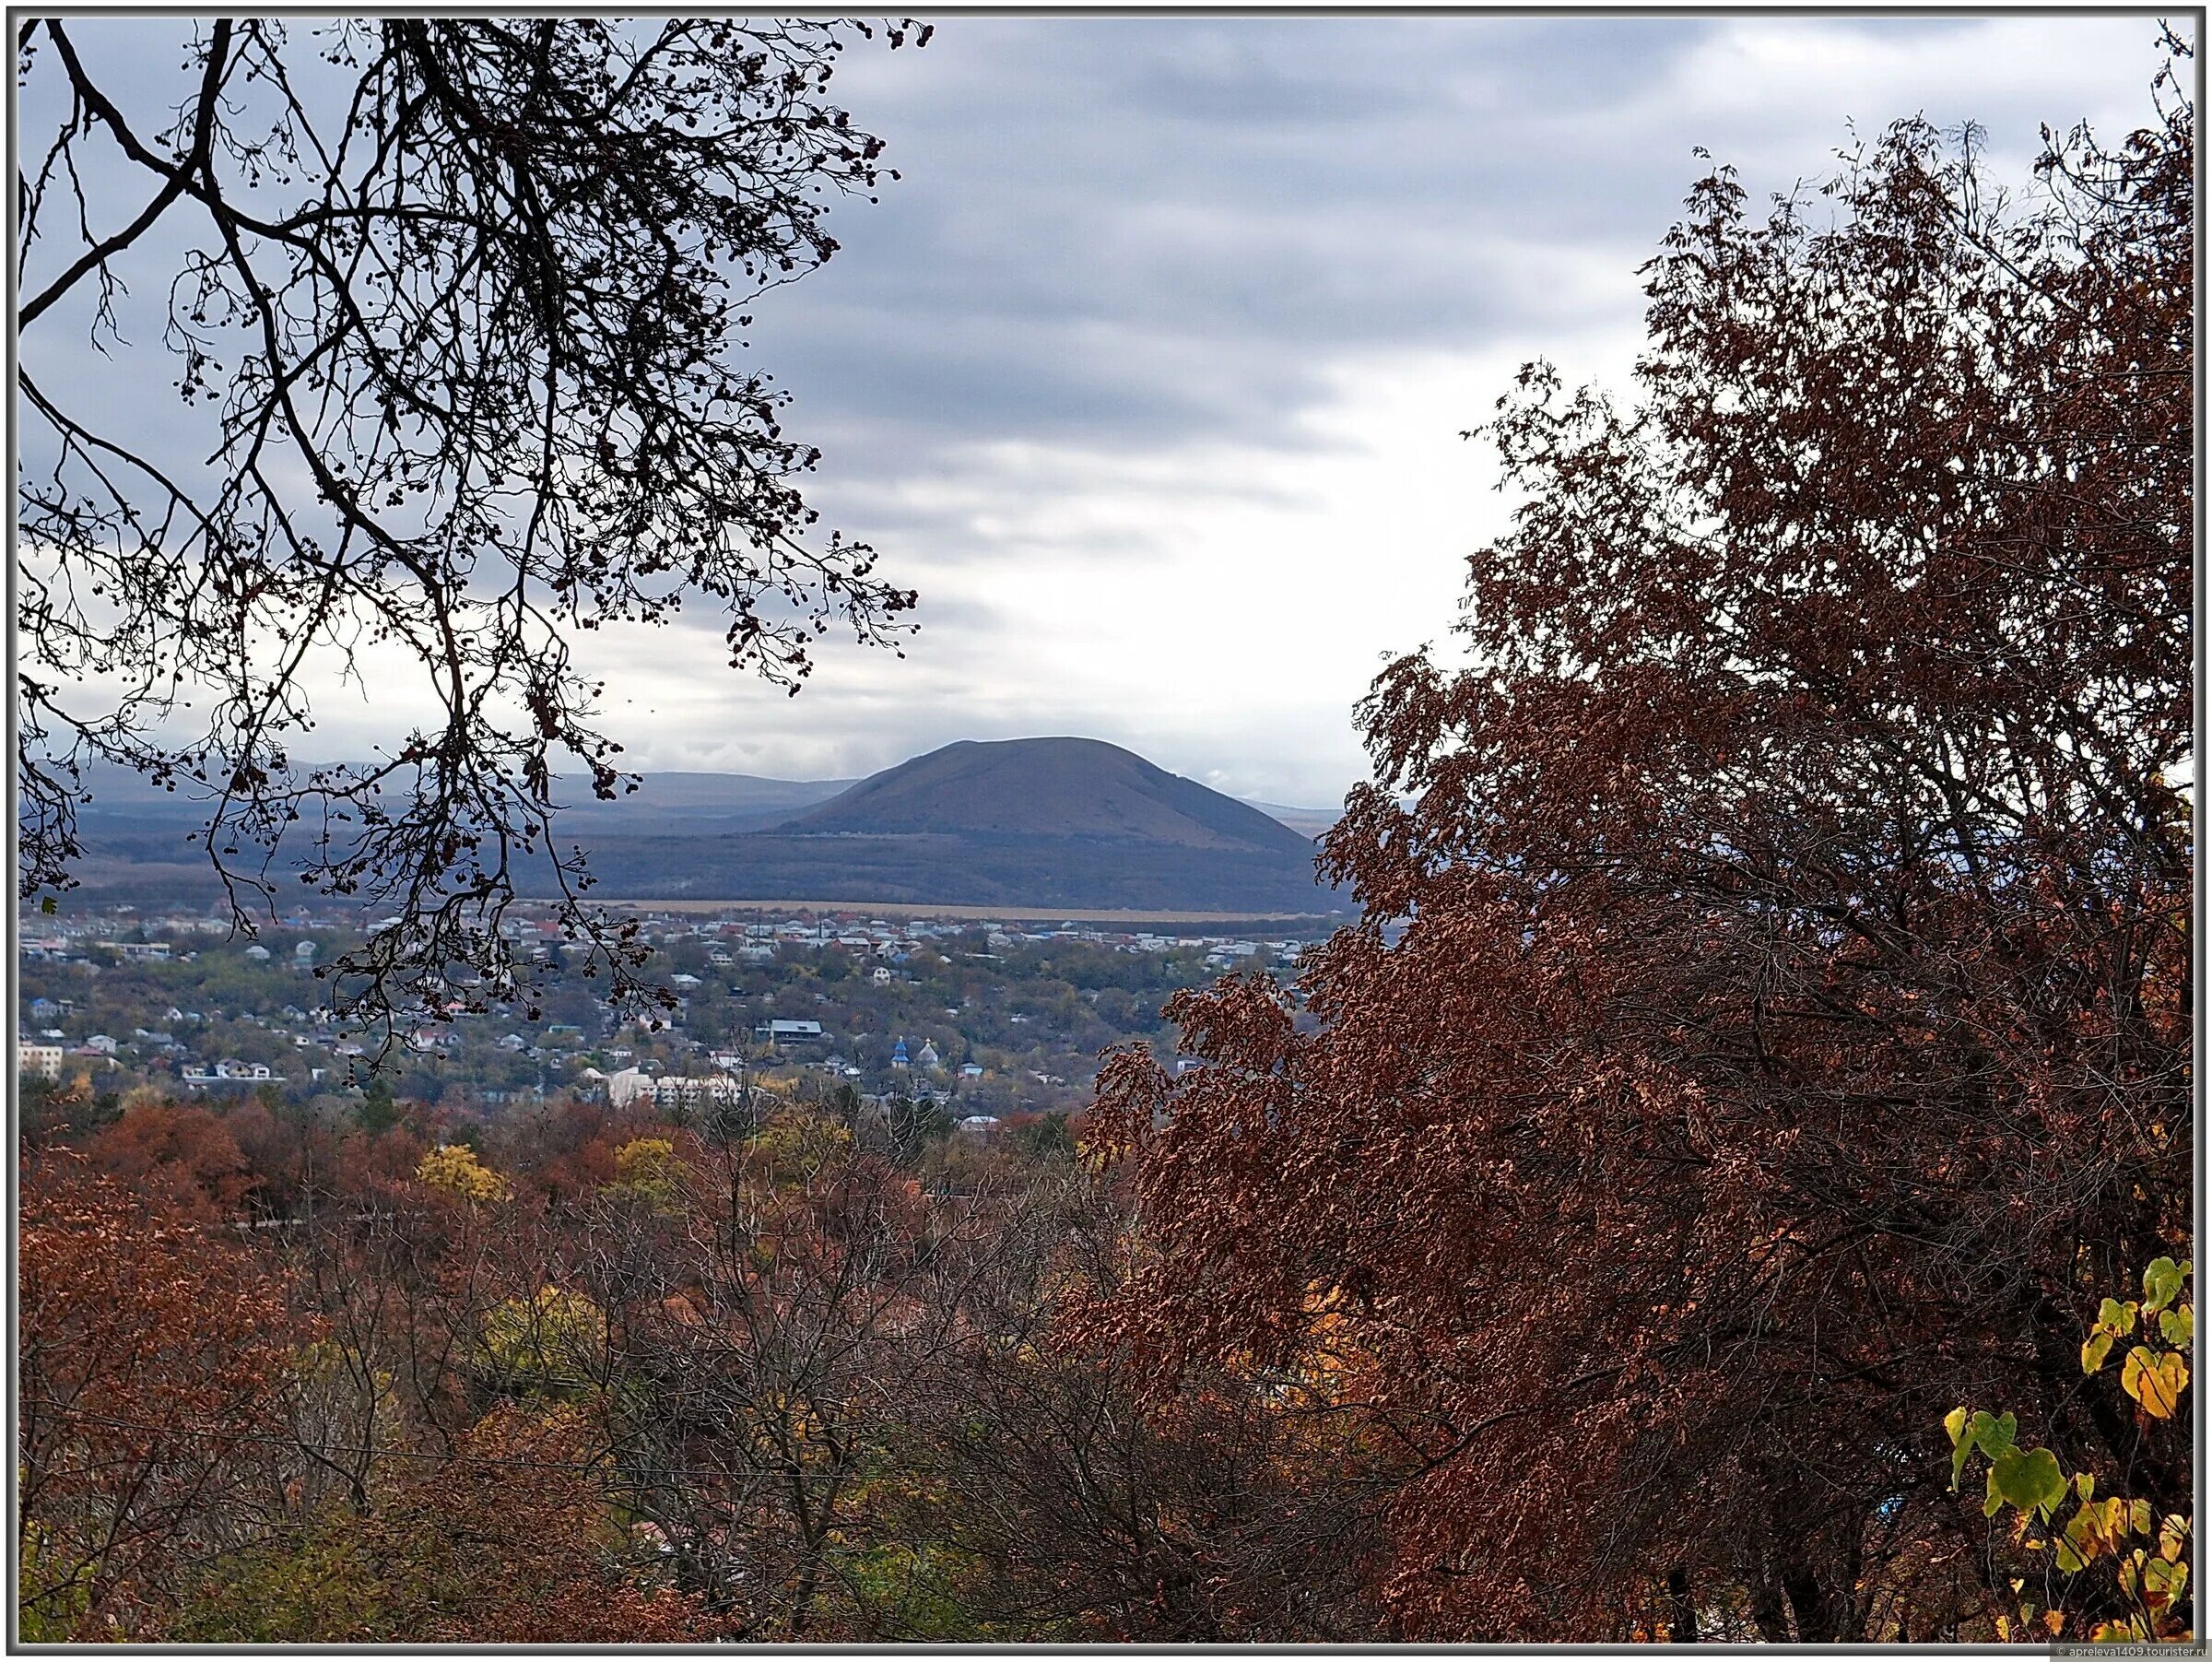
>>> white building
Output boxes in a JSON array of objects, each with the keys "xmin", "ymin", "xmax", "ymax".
[
  {"xmin": 604, "ymin": 1067, "xmax": 656, "ymax": 1108},
  {"xmin": 605, "ymin": 1067, "xmax": 747, "ymax": 1110}
]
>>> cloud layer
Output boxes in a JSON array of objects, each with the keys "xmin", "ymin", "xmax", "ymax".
[{"xmin": 22, "ymin": 17, "xmax": 2175, "ymax": 806}]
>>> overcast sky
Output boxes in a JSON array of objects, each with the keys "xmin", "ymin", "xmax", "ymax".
[{"xmin": 24, "ymin": 15, "xmax": 2176, "ymax": 807}]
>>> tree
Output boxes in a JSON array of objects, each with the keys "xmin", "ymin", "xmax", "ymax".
[
  {"xmin": 905, "ymin": 1173, "xmax": 1392, "ymax": 1641},
  {"xmin": 354, "ymin": 1077, "xmax": 400, "ymax": 1136},
  {"xmin": 19, "ymin": 1157, "xmax": 308, "ymax": 1638},
  {"xmin": 18, "ymin": 18, "xmax": 928, "ymax": 1038},
  {"xmin": 566, "ymin": 1111, "xmax": 1006, "ymax": 1636},
  {"xmin": 178, "ymin": 1402, "xmax": 716, "ymax": 1642},
  {"xmin": 76, "ymin": 1100, "xmax": 258, "ymax": 1218},
  {"xmin": 604, "ymin": 1134, "xmax": 684, "ymax": 1208},
  {"xmin": 415, "ymin": 1141, "xmax": 509, "ymax": 1203},
  {"xmin": 1090, "ymin": 48, "xmax": 2191, "ymax": 1643}
]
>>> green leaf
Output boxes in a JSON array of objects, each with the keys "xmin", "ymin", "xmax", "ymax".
[
  {"xmin": 2082, "ymin": 1331, "xmax": 2113, "ymax": 1373},
  {"xmin": 2099, "ymin": 1297, "xmax": 2137, "ymax": 1337},
  {"xmin": 2143, "ymin": 1257, "xmax": 2184, "ymax": 1314},
  {"xmin": 1945, "ymin": 1405, "xmax": 1969, "ymax": 1446},
  {"xmin": 1991, "ymin": 1446, "xmax": 2067, "ymax": 1520},
  {"xmin": 2075, "ymin": 1471, "xmax": 2095, "ymax": 1503},
  {"xmin": 1983, "ymin": 1468, "xmax": 2006, "ymax": 1518},
  {"xmin": 1965, "ymin": 1409, "xmax": 2017, "ymax": 1459},
  {"xmin": 38, "ymin": 895, "xmax": 55, "ymax": 915},
  {"xmin": 2158, "ymin": 1303, "xmax": 2193, "ymax": 1349},
  {"xmin": 2054, "ymin": 1536, "xmax": 2088, "ymax": 1574}
]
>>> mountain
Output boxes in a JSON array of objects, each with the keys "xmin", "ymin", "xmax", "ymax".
[
  {"xmin": 49, "ymin": 741, "xmax": 1347, "ymax": 914},
  {"xmin": 58, "ymin": 753, "xmax": 1329, "ymax": 843},
  {"xmin": 565, "ymin": 738, "xmax": 1339, "ymax": 914},
  {"xmin": 782, "ymin": 737, "xmax": 1314, "ymax": 853}
]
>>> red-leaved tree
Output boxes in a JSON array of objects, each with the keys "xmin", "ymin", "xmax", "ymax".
[
  {"xmin": 1090, "ymin": 50, "xmax": 2192, "ymax": 1644},
  {"xmin": 19, "ymin": 1157, "xmax": 310, "ymax": 1638}
]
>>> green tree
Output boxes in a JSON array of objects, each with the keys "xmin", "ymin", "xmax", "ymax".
[{"xmin": 355, "ymin": 1079, "xmax": 400, "ymax": 1137}]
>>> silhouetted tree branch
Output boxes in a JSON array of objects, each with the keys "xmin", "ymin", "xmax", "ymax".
[{"xmin": 18, "ymin": 17, "xmax": 927, "ymax": 1046}]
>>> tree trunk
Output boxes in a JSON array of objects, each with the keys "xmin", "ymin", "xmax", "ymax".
[
  {"xmin": 1748, "ymin": 1565, "xmax": 1792, "ymax": 1643},
  {"xmin": 1783, "ymin": 1566, "xmax": 1837, "ymax": 1643},
  {"xmin": 1665, "ymin": 1566, "xmax": 1700, "ymax": 1643}
]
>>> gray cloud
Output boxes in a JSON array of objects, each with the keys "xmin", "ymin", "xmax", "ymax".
[
  {"xmin": 19, "ymin": 16, "xmax": 2179, "ymax": 807},
  {"xmin": 771, "ymin": 16, "xmax": 2163, "ymax": 449}
]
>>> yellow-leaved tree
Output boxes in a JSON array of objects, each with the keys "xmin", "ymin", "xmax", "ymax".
[
  {"xmin": 477, "ymin": 1287, "xmax": 610, "ymax": 1400},
  {"xmin": 416, "ymin": 1144, "xmax": 510, "ymax": 1204},
  {"xmin": 606, "ymin": 1137, "xmax": 685, "ymax": 1211}
]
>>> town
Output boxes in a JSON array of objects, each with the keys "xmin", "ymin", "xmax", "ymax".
[{"xmin": 19, "ymin": 896, "xmax": 1325, "ymax": 1148}]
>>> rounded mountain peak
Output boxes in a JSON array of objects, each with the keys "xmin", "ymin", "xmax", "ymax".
[{"xmin": 780, "ymin": 737, "xmax": 1312, "ymax": 854}]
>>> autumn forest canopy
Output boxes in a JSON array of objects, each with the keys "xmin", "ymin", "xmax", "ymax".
[{"xmin": 14, "ymin": 19, "xmax": 2198, "ymax": 1648}]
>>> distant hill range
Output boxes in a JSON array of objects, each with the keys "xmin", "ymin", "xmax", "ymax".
[
  {"xmin": 55, "ymin": 738, "xmax": 1347, "ymax": 915},
  {"xmin": 550, "ymin": 771, "xmax": 858, "ymax": 836}
]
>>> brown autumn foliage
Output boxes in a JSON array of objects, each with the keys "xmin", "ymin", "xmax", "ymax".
[
  {"xmin": 77, "ymin": 1102, "xmax": 258, "ymax": 1219},
  {"xmin": 317, "ymin": 1403, "xmax": 722, "ymax": 1643},
  {"xmin": 18, "ymin": 1157, "xmax": 309, "ymax": 1638},
  {"xmin": 165, "ymin": 1400, "xmax": 721, "ymax": 1643},
  {"xmin": 392, "ymin": 1404, "xmax": 723, "ymax": 1643},
  {"xmin": 1089, "ymin": 57, "xmax": 2192, "ymax": 1644}
]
